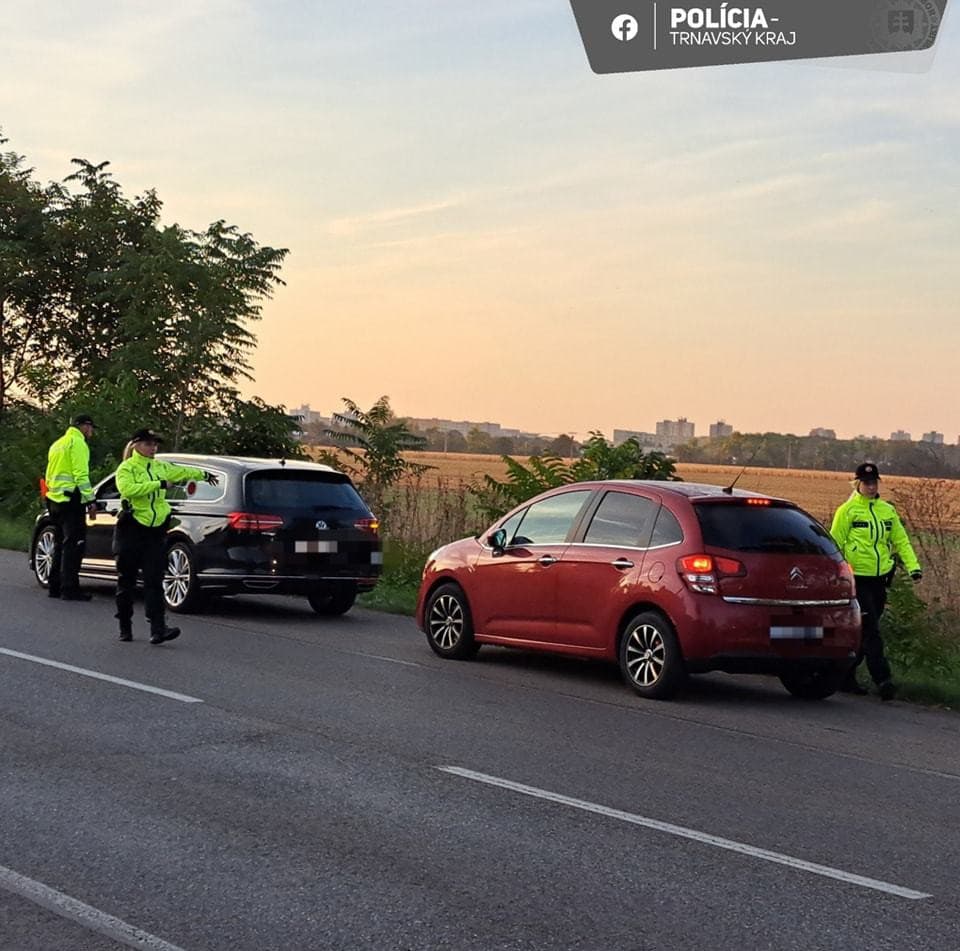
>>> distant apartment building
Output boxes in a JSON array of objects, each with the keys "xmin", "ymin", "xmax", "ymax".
[
  {"xmin": 613, "ymin": 429, "xmax": 663, "ymax": 448},
  {"xmin": 709, "ymin": 420, "xmax": 733, "ymax": 438},
  {"xmin": 921, "ymin": 431, "xmax": 944, "ymax": 445},
  {"xmin": 290, "ymin": 404, "xmax": 329, "ymax": 426},
  {"xmin": 407, "ymin": 417, "xmax": 502, "ymax": 436},
  {"xmin": 656, "ymin": 418, "xmax": 695, "ymax": 445},
  {"xmin": 890, "ymin": 430, "xmax": 912, "ymax": 442},
  {"xmin": 808, "ymin": 427, "xmax": 837, "ymax": 439}
]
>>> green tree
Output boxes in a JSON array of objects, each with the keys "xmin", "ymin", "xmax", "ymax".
[
  {"xmin": 39, "ymin": 160, "xmax": 287, "ymax": 445},
  {"xmin": 471, "ymin": 432, "xmax": 680, "ymax": 522},
  {"xmin": 325, "ymin": 396, "xmax": 430, "ymax": 520},
  {"xmin": 0, "ymin": 136, "xmax": 298, "ymax": 519},
  {"xmin": 547, "ymin": 433, "xmax": 577, "ymax": 458},
  {"xmin": 0, "ymin": 135, "xmax": 61, "ymax": 411}
]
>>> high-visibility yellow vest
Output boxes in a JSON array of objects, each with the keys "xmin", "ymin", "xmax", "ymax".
[{"xmin": 45, "ymin": 426, "xmax": 94, "ymax": 504}]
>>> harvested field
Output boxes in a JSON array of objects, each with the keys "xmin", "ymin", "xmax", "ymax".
[{"xmin": 308, "ymin": 449, "xmax": 960, "ymax": 531}]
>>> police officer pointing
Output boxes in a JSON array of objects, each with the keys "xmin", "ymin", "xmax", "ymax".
[
  {"xmin": 44, "ymin": 414, "xmax": 97, "ymax": 600},
  {"xmin": 114, "ymin": 428, "xmax": 217, "ymax": 644},
  {"xmin": 830, "ymin": 462, "xmax": 921, "ymax": 701}
]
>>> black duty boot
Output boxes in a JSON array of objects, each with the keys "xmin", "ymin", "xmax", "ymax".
[
  {"xmin": 119, "ymin": 628, "xmax": 132, "ymax": 642},
  {"xmin": 150, "ymin": 626, "xmax": 181, "ymax": 645},
  {"xmin": 879, "ymin": 681, "xmax": 897, "ymax": 702}
]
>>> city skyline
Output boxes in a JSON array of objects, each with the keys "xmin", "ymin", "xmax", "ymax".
[
  {"xmin": 2, "ymin": 3, "xmax": 958, "ymax": 439},
  {"xmin": 294, "ymin": 401, "xmax": 958, "ymax": 446}
]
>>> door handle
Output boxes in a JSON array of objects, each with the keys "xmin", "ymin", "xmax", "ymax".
[
  {"xmin": 537, "ymin": 554, "xmax": 558, "ymax": 566},
  {"xmin": 611, "ymin": 558, "xmax": 634, "ymax": 570}
]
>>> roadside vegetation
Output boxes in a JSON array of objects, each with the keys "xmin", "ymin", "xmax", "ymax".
[
  {"xmin": 0, "ymin": 134, "xmax": 302, "ymax": 535},
  {"xmin": 3, "ymin": 133, "xmax": 956, "ymax": 708},
  {"xmin": 351, "ymin": 436, "xmax": 960, "ymax": 709}
]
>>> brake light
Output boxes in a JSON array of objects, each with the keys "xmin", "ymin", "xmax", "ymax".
[
  {"xmin": 39, "ymin": 477, "xmax": 47, "ymax": 499},
  {"xmin": 227, "ymin": 512, "xmax": 285, "ymax": 532},
  {"xmin": 354, "ymin": 517, "xmax": 380, "ymax": 535},
  {"xmin": 745, "ymin": 498, "xmax": 771, "ymax": 506},
  {"xmin": 838, "ymin": 560, "xmax": 855, "ymax": 593},
  {"xmin": 677, "ymin": 554, "xmax": 746, "ymax": 594}
]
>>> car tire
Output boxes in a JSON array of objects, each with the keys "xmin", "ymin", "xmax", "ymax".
[
  {"xmin": 164, "ymin": 540, "xmax": 205, "ymax": 614},
  {"xmin": 779, "ymin": 665, "xmax": 843, "ymax": 700},
  {"xmin": 424, "ymin": 583, "xmax": 480, "ymax": 660},
  {"xmin": 619, "ymin": 611, "xmax": 685, "ymax": 699},
  {"xmin": 307, "ymin": 583, "xmax": 357, "ymax": 616},
  {"xmin": 31, "ymin": 524, "xmax": 58, "ymax": 589}
]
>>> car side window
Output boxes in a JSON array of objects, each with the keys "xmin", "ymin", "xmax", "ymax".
[
  {"xmin": 499, "ymin": 509, "xmax": 525, "ymax": 546},
  {"xmin": 649, "ymin": 506, "xmax": 684, "ymax": 547},
  {"xmin": 512, "ymin": 491, "xmax": 591, "ymax": 545},
  {"xmin": 583, "ymin": 492, "xmax": 659, "ymax": 547},
  {"xmin": 96, "ymin": 477, "xmax": 120, "ymax": 501},
  {"xmin": 164, "ymin": 466, "xmax": 226, "ymax": 503}
]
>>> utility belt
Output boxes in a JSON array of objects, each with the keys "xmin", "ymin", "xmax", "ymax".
[
  {"xmin": 117, "ymin": 501, "xmax": 170, "ymax": 532},
  {"xmin": 113, "ymin": 502, "xmax": 170, "ymax": 555},
  {"xmin": 46, "ymin": 488, "xmax": 82, "ymax": 510}
]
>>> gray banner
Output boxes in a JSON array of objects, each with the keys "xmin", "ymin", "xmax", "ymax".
[{"xmin": 569, "ymin": 0, "xmax": 947, "ymax": 72}]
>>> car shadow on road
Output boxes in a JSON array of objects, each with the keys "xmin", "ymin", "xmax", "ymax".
[{"xmin": 472, "ymin": 646, "xmax": 834, "ymax": 709}]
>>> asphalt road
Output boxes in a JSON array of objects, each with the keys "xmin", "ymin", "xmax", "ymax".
[{"xmin": 1, "ymin": 549, "xmax": 959, "ymax": 951}]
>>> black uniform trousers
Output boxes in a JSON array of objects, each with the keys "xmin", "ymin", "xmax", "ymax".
[
  {"xmin": 46, "ymin": 491, "xmax": 86, "ymax": 597},
  {"xmin": 853, "ymin": 574, "xmax": 893, "ymax": 686},
  {"xmin": 114, "ymin": 516, "xmax": 168, "ymax": 636}
]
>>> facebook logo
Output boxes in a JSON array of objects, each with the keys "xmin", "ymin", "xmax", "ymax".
[{"xmin": 611, "ymin": 13, "xmax": 639, "ymax": 41}]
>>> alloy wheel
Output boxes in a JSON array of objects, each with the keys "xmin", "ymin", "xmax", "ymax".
[
  {"xmin": 428, "ymin": 593, "xmax": 464, "ymax": 650},
  {"xmin": 34, "ymin": 528, "xmax": 57, "ymax": 585},
  {"xmin": 163, "ymin": 547, "xmax": 191, "ymax": 609},
  {"xmin": 624, "ymin": 622, "xmax": 666, "ymax": 687}
]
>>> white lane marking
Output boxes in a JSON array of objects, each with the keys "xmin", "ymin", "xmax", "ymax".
[
  {"xmin": 0, "ymin": 648, "xmax": 203, "ymax": 704},
  {"xmin": 0, "ymin": 863, "xmax": 189, "ymax": 951},
  {"xmin": 439, "ymin": 766, "xmax": 932, "ymax": 901}
]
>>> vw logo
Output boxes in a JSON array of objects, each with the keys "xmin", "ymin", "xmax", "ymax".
[
  {"xmin": 315, "ymin": 520, "xmax": 328, "ymax": 531},
  {"xmin": 788, "ymin": 567, "xmax": 805, "ymax": 585}
]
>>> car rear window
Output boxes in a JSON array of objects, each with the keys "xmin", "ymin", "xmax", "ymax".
[
  {"xmin": 694, "ymin": 502, "xmax": 838, "ymax": 555},
  {"xmin": 245, "ymin": 471, "xmax": 368, "ymax": 513}
]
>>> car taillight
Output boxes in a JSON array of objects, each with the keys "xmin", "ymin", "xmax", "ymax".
[
  {"xmin": 39, "ymin": 477, "xmax": 47, "ymax": 499},
  {"xmin": 354, "ymin": 517, "xmax": 380, "ymax": 535},
  {"xmin": 227, "ymin": 512, "xmax": 285, "ymax": 532},
  {"xmin": 745, "ymin": 498, "xmax": 771, "ymax": 506},
  {"xmin": 838, "ymin": 560, "xmax": 855, "ymax": 592},
  {"xmin": 677, "ymin": 554, "xmax": 746, "ymax": 594}
]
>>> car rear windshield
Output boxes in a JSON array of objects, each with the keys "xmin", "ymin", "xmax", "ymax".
[
  {"xmin": 245, "ymin": 471, "xmax": 368, "ymax": 513},
  {"xmin": 693, "ymin": 502, "xmax": 838, "ymax": 555}
]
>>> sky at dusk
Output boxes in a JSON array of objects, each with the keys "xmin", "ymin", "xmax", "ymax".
[{"xmin": 2, "ymin": 1, "xmax": 958, "ymax": 441}]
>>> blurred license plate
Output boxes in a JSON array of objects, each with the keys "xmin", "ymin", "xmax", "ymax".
[
  {"xmin": 295, "ymin": 541, "xmax": 338, "ymax": 553},
  {"xmin": 770, "ymin": 626, "xmax": 823, "ymax": 640}
]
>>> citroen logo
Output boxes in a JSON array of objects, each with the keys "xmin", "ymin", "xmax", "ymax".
[
  {"xmin": 315, "ymin": 520, "xmax": 328, "ymax": 531},
  {"xmin": 789, "ymin": 566, "xmax": 805, "ymax": 585}
]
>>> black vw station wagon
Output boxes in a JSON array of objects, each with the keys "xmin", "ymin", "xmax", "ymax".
[{"xmin": 29, "ymin": 454, "xmax": 382, "ymax": 616}]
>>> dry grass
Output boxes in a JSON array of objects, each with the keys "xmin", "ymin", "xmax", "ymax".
[{"xmin": 307, "ymin": 447, "xmax": 960, "ymax": 535}]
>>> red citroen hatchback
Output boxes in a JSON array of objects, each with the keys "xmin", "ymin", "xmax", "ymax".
[{"xmin": 416, "ymin": 481, "xmax": 860, "ymax": 700}]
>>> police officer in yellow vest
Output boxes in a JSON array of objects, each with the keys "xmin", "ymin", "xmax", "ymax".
[
  {"xmin": 830, "ymin": 462, "xmax": 921, "ymax": 701},
  {"xmin": 44, "ymin": 414, "xmax": 97, "ymax": 600},
  {"xmin": 114, "ymin": 428, "xmax": 217, "ymax": 643}
]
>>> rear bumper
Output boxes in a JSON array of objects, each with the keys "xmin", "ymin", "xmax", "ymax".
[
  {"xmin": 196, "ymin": 570, "xmax": 379, "ymax": 594},
  {"xmin": 679, "ymin": 597, "xmax": 861, "ymax": 666}
]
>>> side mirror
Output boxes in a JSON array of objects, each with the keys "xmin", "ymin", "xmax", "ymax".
[{"xmin": 488, "ymin": 528, "xmax": 508, "ymax": 552}]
